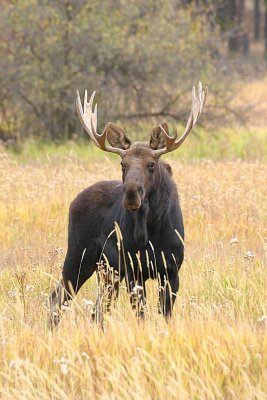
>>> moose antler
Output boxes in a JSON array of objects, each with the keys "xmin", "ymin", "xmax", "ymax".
[
  {"xmin": 76, "ymin": 90, "xmax": 127, "ymax": 156},
  {"xmin": 76, "ymin": 83, "xmax": 207, "ymax": 158},
  {"xmin": 152, "ymin": 82, "xmax": 208, "ymax": 157}
]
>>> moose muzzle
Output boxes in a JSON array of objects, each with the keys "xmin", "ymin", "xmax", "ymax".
[{"xmin": 122, "ymin": 182, "xmax": 144, "ymax": 211}]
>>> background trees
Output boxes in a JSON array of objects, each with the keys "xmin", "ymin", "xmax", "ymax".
[{"xmin": 0, "ymin": 0, "xmax": 266, "ymax": 142}]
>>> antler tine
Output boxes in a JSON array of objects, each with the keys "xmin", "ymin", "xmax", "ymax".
[
  {"xmin": 153, "ymin": 82, "xmax": 207, "ymax": 157},
  {"xmin": 84, "ymin": 90, "xmax": 98, "ymax": 133},
  {"xmin": 159, "ymin": 124, "xmax": 177, "ymax": 150},
  {"xmin": 76, "ymin": 90, "xmax": 100, "ymax": 148},
  {"xmin": 172, "ymin": 82, "xmax": 207, "ymax": 149},
  {"xmin": 76, "ymin": 90, "xmax": 126, "ymax": 156},
  {"xmin": 192, "ymin": 81, "xmax": 207, "ymax": 125}
]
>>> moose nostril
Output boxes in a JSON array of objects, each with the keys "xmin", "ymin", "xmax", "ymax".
[
  {"xmin": 125, "ymin": 189, "xmax": 136, "ymax": 200},
  {"xmin": 138, "ymin": 186, "xmax": 143, "ymax": 195}
]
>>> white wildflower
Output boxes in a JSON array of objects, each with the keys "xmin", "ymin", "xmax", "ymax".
[
  {"xmin": 7, "ymin": 290, "xmax": 16, "ymax": 298},
  {"xmin": 25, "ymin": 284, "xmax": 34, "ymax": 292},
  {"xmin": 244, "ymin": 250, "xmax": 255, "ymax": 259},
  {"xmin": 60, "ymin": 362, "xmax": 69, "ymax": 375},
  {"xmin": 9, "ymin": 360, "xmax": 22, "ymax": 369},
  {"xmin": 257, "ymin": 315, "xmax": 266, "ymax": 323},
  {"xmin": 229, "ymin": 237, "xmax": 238, "ymax": 244},
  {"xmin": 158, "ymin": 330, "xmax": 168, "ymax": 337},
  {"xmin": 132, "ymin": 285, "xmax": 143, "ymax": 294},
  {"xmin": 81, "ymin": 298, "xmax": 94, "ymax": 308},
  {"xmin": 9, "ymin": 361, "xmax": 16, "ymax": 369},
  {"xmin": 81, "ymin": 352, "xmax": 90, "ymax": 360}
]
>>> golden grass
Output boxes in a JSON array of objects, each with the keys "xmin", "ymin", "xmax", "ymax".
[
  {"xmin": 233, "ymin": 76, "xmax": 267, "ymax": 128},
  {"xmin": 0, "ymin": 150, "xmax": 266, "ymax": 399}
]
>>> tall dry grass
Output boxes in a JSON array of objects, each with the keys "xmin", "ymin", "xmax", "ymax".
[{"xmin": 0, "ymin": 150, "xmax": 266, "ymax": 399}]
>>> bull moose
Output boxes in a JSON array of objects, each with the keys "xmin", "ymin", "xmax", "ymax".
[{"xmin": 48, "ymin": 82, "xmax": 207, "ymax": 325}]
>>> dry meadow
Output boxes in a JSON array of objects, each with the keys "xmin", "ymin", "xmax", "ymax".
[{"xmin": 0, "ymin": 145, "xmax": 266, "ymax": 399}]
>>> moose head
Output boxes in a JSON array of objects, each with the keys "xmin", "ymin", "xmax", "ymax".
[{"xmin": 76, "ymin": 82, "xmax": 207, "ymax": 211}]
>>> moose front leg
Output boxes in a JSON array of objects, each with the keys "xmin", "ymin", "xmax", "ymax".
[
  {"xmin": 92, "ymin": 264, "xmax": 120, "ymax": 324},
  {"xmin": 129, "ymin": 282, "xmax": 147, "ymax": 319},
  {"xmin": 126, "ymin": 269, "xmax": 147, "ymax": 319},
  {"xmin": 158, "ymin": 269, "xmax": 179, "ymax": 319}
]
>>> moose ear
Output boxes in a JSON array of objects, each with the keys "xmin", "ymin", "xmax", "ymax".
[
  {"xmin": 162, "ymin": 162, "xmax": 173, "ymax": 176},
  {"xmin": 149, "ymin": 122, "xmax": 169, "ymax": 150},
  {"xmin": 105, "ymin": 123, "xmax": 131, "ymax": 150}
]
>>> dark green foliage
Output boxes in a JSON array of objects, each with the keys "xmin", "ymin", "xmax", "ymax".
[
  {"xmin": 0, "ymin": 0, "xmax": 227, "ymax": 140},
  {"xmin": 0, "ymin": 0, "xmax": 257, "ymax": 141}
]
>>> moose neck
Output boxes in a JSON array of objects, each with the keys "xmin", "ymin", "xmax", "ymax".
[{"xmin": 132, "ymin": 162, "xmax": 173, "ymax": 246}]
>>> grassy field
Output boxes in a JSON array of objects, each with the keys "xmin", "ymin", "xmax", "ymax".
[{"xmin": 0, "ymin": 136, "xmax": 266, "ymax": 399}]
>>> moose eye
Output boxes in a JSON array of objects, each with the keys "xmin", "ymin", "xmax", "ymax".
[{"xmin": 147, "ymin": 162, "xmax": 156, "ymax": 172}]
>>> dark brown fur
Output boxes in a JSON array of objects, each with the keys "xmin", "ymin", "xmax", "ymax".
[{"xmin": 49, "ymin": 141, "xmax": 184, "ymax": 325}]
